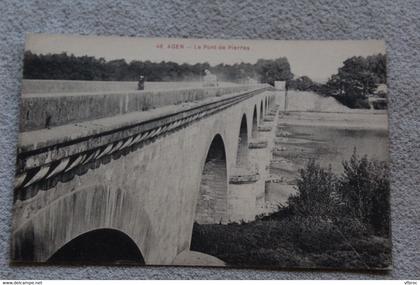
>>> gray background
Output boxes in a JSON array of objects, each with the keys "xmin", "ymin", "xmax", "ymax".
[{"xmin": 0, "ymin": 0, "xmax": 419, "ymax": 279}]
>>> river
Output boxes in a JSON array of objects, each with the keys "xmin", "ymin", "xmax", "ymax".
[{"xmin": 266, "ymin": 110, "xmax": 389, "ymax": 206}]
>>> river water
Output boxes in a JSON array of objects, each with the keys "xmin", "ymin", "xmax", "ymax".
[{"xmin": 266, "ymin": 111, "xmax": 389, "ymax": 206}]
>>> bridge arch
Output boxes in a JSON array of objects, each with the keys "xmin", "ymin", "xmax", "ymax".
[
  {"xmin": 12, "ymin": 184, "xmax": 154, "ymax": 263},
  {"xmin": 260, "ymin": 101, "xmax": 264, "ymax": 121},
  {"xmin": 252, "ymin": 105, "xmax": 258, "ymax": 138},
  {"xmin": 236, "ymin": 114, "xmax": 249, "ymax": 168},
  {"xmin": 48, "ymin": 228, "xmax": 145, "ymax": 264},
  {"xmin": 194, "ymin": 134, "xmax": 228, "ymax": 224}
]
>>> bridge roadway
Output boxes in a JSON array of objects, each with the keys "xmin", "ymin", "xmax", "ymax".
[{"xmin": 12, "ymin": 84, "xmax": 283, "ymax": 265}]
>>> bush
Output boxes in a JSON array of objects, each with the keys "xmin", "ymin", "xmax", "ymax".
[
  {"xmin": 333, "ymin": 217, "xmax": 370, "ymax": 237},
  {"xmin": 286, "ymin": 151, "xmax": 390, "ymax": 236},
  {"xmin": 339, "ymin": 150, "xmax": 390, "ymax": 236},
  {"xmin": 287, "ymin": 160, "xmax": 338, "ymax": 218}
]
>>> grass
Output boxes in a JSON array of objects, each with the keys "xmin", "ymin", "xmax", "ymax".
[{"xmin": 191, "ymin": 217, "xmax": 391, "ymax": 269}]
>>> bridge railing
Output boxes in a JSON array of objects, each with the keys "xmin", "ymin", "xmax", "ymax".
[{"xmin": 20, "ymin": 84, "xmax": 268, "ymax": 132}]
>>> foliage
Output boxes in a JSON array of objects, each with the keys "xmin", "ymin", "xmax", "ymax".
[
  {"xmin": 254, "ymin": 58, "xmax": 294, "ymax": 86},
  {"xmin": 286, "ymin": 150, "xmax": 390, "ymax": 236},
  {"xmin": 192, "ymin": 215, "xmax": 391, "ymax": 269},
  {"xmin": 211, "ymin": 62, "xmax": 256, "ymax": 83},
  {"xmin": 23, "ymin": 51, "xmax": 293, "ymax": 84},
  {"xmin": 287, "ymin": 160, "xmax": 337, "ymax": 217},
  {"xmin": 339, "ymin": 150, "xmax": 390, "ymax": 236},
  {"xmin": 321, "ymin": 54, "xmax": 387, "ymax": 108},
  {"xmin": 287, "ymin": 54, "xmax": 387, "ymax": 109},
  {"xmin": 191, "ymin": 151, "xmax": 391, "ymax": 269},
  {"xmin": 288, "ymin": 76, "xmax": 318, "ymax": 91}
]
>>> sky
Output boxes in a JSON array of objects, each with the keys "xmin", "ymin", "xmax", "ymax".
[{"xmin": 26, "ymin": 34, "xmax": 385, "ymax": 82}]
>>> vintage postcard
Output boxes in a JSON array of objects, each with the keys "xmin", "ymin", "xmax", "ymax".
[{"xmin": 12, "ymin": 34, "xmax": 391, "ymax": 270}]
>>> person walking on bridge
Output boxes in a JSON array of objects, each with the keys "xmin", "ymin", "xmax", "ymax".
[{"xmin": 138, "ymin": 75, "xmax": 145, "ymax": 90}]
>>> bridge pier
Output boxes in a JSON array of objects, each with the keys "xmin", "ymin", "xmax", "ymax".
[
  {"xmin": 225, "ymin": 95, "xmax": 281, "ymax": 222},
  {"xmin": 252, "ymin": 102, "xmax": 281, "ymax": 216},
  {"xmin": 248, "ymin": 141, "xmax": 269, "ymax": 215},
  {"xmin": 228, "ymin": 167, "xmax": 259, "ymax": 222}
]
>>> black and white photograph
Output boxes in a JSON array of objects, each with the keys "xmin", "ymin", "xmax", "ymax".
[{"xmin": 12, "ymin": 34, "xmax": 391, "ymax": 270}]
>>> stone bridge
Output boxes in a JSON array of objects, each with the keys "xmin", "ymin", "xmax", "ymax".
[{"xmin": 12, "ymin": 83, "xmax": 284, "ymax": 265}]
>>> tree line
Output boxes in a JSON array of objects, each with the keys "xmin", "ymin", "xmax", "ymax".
[
  {"xmin": 23, "ymin": 51, "xmax": 386, "ymax": 109},
  {"xmin": 23, "ymin": 51, "xmax": 293, "ymax": 85}
]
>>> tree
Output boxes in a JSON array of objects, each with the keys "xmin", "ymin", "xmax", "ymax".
[
  {"xmin": 366, "ymin": 53, "xmax": 387, "ymax": 84},
  {"xmin": 288, "ymin": 76, "xmax": 316, "ymax": 91},
  {"xmin": 255, "ymin": 57, "xmax": 293, "ymax": 86},
  {"xmin": 322, "ymin": 54, "xmax": 386, "ymax": 108}
]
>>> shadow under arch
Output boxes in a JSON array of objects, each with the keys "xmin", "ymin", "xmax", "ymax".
[
  {"xmin": 260, "ymin": 101, "xmax": 264, "ymax": 121},
  {"xmin": 252, "ymin": 105, "xmax": 258, "ymax": 138},
  {"xmin": 194, "ymin": 134, "xmax": 228, "ymax": 225},
  {"xmin": 236, "ymin": 114, "xmax": 249, "ymax": 168},
  {"xmin": 190, "ymin": 134, "xmax": 228, "ymax": 261},
  {"xmin": 48, "ymin": 228, "xmax": 145, "ymax": 264}
]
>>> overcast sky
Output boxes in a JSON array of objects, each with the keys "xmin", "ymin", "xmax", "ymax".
[{"xmin": 26, "ymin": 34, "xmax": 385, "ymax": 82}]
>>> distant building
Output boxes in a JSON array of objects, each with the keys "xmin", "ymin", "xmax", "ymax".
[
  {"xmin": 375, "ymin": 84, "xmax": 387, "ymax": 94},
  {"xmin": 368, "ymin": 84, "xmax": 388, "ymax": 109},
  {"xmin": 247, "ymin": 77, "xmax": 258, "ymax": 85},
  {"xmin": 203, "ymin": 70, "xmax": 218, "ymax": 87},
  {"xmin": 274, "ymin": 81, "xmax": 286, "ymax": 90}
]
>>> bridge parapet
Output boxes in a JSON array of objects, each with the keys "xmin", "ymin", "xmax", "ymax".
[{"xmin": 21, "ymin": 84, "xmax": 269, "ymax": 132}]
